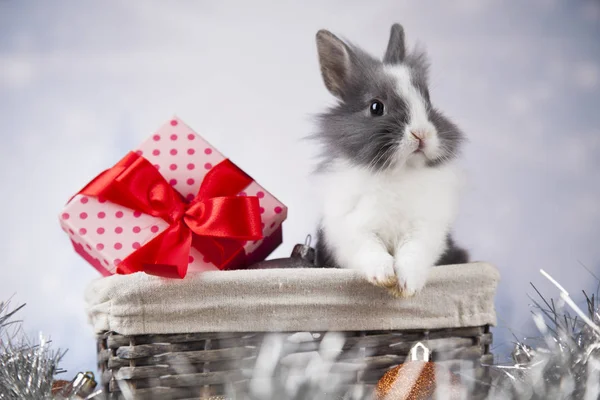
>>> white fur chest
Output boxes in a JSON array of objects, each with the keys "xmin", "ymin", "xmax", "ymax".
[{"xmin": 317, "ymin": 161, "xmax": 463, "ymax": 247}]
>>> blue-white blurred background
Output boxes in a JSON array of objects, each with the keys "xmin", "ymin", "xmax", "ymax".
[{"xmin": 1, "ymin": 0, "xmax": 599, "ymax": 375}]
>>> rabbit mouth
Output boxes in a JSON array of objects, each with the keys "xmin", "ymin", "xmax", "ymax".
[
  {"xmin": 411, "ymin": 143, "xmax": 426, "ymax": 155},
  {"xmin": 412, "ymin": 149, "xmax": 427, "ymax": 159},
  {"xmin": 410, "ymin": 147, "xmax": 432, "ymax": 165}
]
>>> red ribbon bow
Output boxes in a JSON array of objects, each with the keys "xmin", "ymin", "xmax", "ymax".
[{"xmin": 76, "ymin": 152, "xmax": 263, "ymax": 278}]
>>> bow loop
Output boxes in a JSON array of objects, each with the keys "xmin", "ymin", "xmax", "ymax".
[{"xmin": 184, "ymin": 196, "xmax": 263, "ymax": 239}]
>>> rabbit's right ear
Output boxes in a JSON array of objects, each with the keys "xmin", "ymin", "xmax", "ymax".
[
  {"xmin": 316, "ymin": 30, "xmax": 352, "ymax": 100},
  {"xmin": 384, "ymin": 24, "xmax": 406, "ymax": 64}
]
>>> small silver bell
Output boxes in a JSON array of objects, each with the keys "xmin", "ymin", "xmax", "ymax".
[{"xmin": 290, "ymin": 234, "xmax": 316, "ymax": 265}]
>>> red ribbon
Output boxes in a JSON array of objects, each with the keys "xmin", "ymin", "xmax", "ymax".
[{"xmin": 76, "ymin": 152, "xmax": 263, "ymax": 278}]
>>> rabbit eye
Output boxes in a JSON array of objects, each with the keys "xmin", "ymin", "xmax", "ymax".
[{"xmin": 369, "ymin": 100, "xmax": 385, "ymax": 116}]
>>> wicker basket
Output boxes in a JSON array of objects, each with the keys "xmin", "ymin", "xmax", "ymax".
[
  {"xmin": 88, "ymin": 254, "xmax": 499, "ymax": 400},
  {"xmin": 97, "ymin": 326, "xmax": 492, "ymax": 399}
]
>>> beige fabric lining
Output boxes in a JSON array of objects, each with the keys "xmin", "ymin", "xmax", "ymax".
[{"xmin": 85, "ymin": 263, "xmax": 499, "ymax": 335}]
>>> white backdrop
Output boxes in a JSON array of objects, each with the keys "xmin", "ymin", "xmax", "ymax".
[{"xmin": 1, "ymin": 0, "xmax": 599, "ymax": 374}]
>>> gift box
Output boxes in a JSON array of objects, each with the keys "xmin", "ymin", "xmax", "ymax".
[{"xmin": 59, "ymin": 116, "xmax": 287, "ymax": 278}]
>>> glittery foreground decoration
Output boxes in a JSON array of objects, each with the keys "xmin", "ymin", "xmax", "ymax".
[
  {"xmin": 0, "ymin": 301, "xmax": 67, "ymax": 400},
  {"xmin": 375, "ymin": 361, "xmax": 463, "ymax": 400},
  {"xmin": 376, "ymin": 361, "xmax": 434, "ymax": 400},
  {"xmin": 485, "ymin": 268, "xmax": 600, "ymax": 399}
]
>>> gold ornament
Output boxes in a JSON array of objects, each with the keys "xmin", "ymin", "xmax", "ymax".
[
  {"xmin": 53, "ymin": 371, "xmax": 98, "ymax": 399},
  {"xmin": 375, "ymin": 342, "xmax": 462, "ymax": 400}
]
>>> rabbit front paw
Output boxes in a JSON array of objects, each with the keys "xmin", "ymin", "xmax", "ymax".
[
  {"xmin": 354, "ymin": 251, "xmax": 396, "ymax": 288},
  {"xmin": 389, "ymin": 256, "xmax": 429, "ymax": 298}
]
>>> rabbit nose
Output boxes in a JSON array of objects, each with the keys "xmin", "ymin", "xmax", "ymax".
[{"xmin": 410, "ymin": 131, "xmax": 425, "ymax": 149}]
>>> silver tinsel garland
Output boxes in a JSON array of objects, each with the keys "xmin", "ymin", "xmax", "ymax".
[
  {"xmin": 0, "ymin": 300, "xmax": 64, "ymax": 399},
  {"xmin": 0, "ymin": 301, "xmax": 100, "ymax": 400},
  {"xmin": 486, "ymin": 269, "xmax": 600, "ymax": 400}
]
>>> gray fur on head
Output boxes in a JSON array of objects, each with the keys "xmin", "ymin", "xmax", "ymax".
[{"xmin": 313, "ymin": 24, "xmax": 465, "ymax": 172}]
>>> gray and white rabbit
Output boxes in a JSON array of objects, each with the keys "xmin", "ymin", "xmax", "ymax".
[{"xmin": 312, "ymin": 23, "xmax": 469, "ymax": 297}]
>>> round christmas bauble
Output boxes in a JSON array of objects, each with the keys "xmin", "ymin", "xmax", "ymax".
[
  {"xmin": 375, "ymin": 342, "xmax": 463, "ymax": 400},
  {"xmin": 376, "ymin": 361, "xmax": 436, "ymax": 400}
]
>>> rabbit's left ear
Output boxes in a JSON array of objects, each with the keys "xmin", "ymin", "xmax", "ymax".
[
  {"xmin": 316, "ymin": 29, "xmax": 354, "ymax": 100},
  {"xmin": 383, "ymin": 23, "xmax": 406, "ymax": 64}
]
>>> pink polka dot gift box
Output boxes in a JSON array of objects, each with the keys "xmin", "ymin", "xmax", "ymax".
[{"xmin": 59, "ymin": 116, "xmax": 287, "ymax": 278}]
